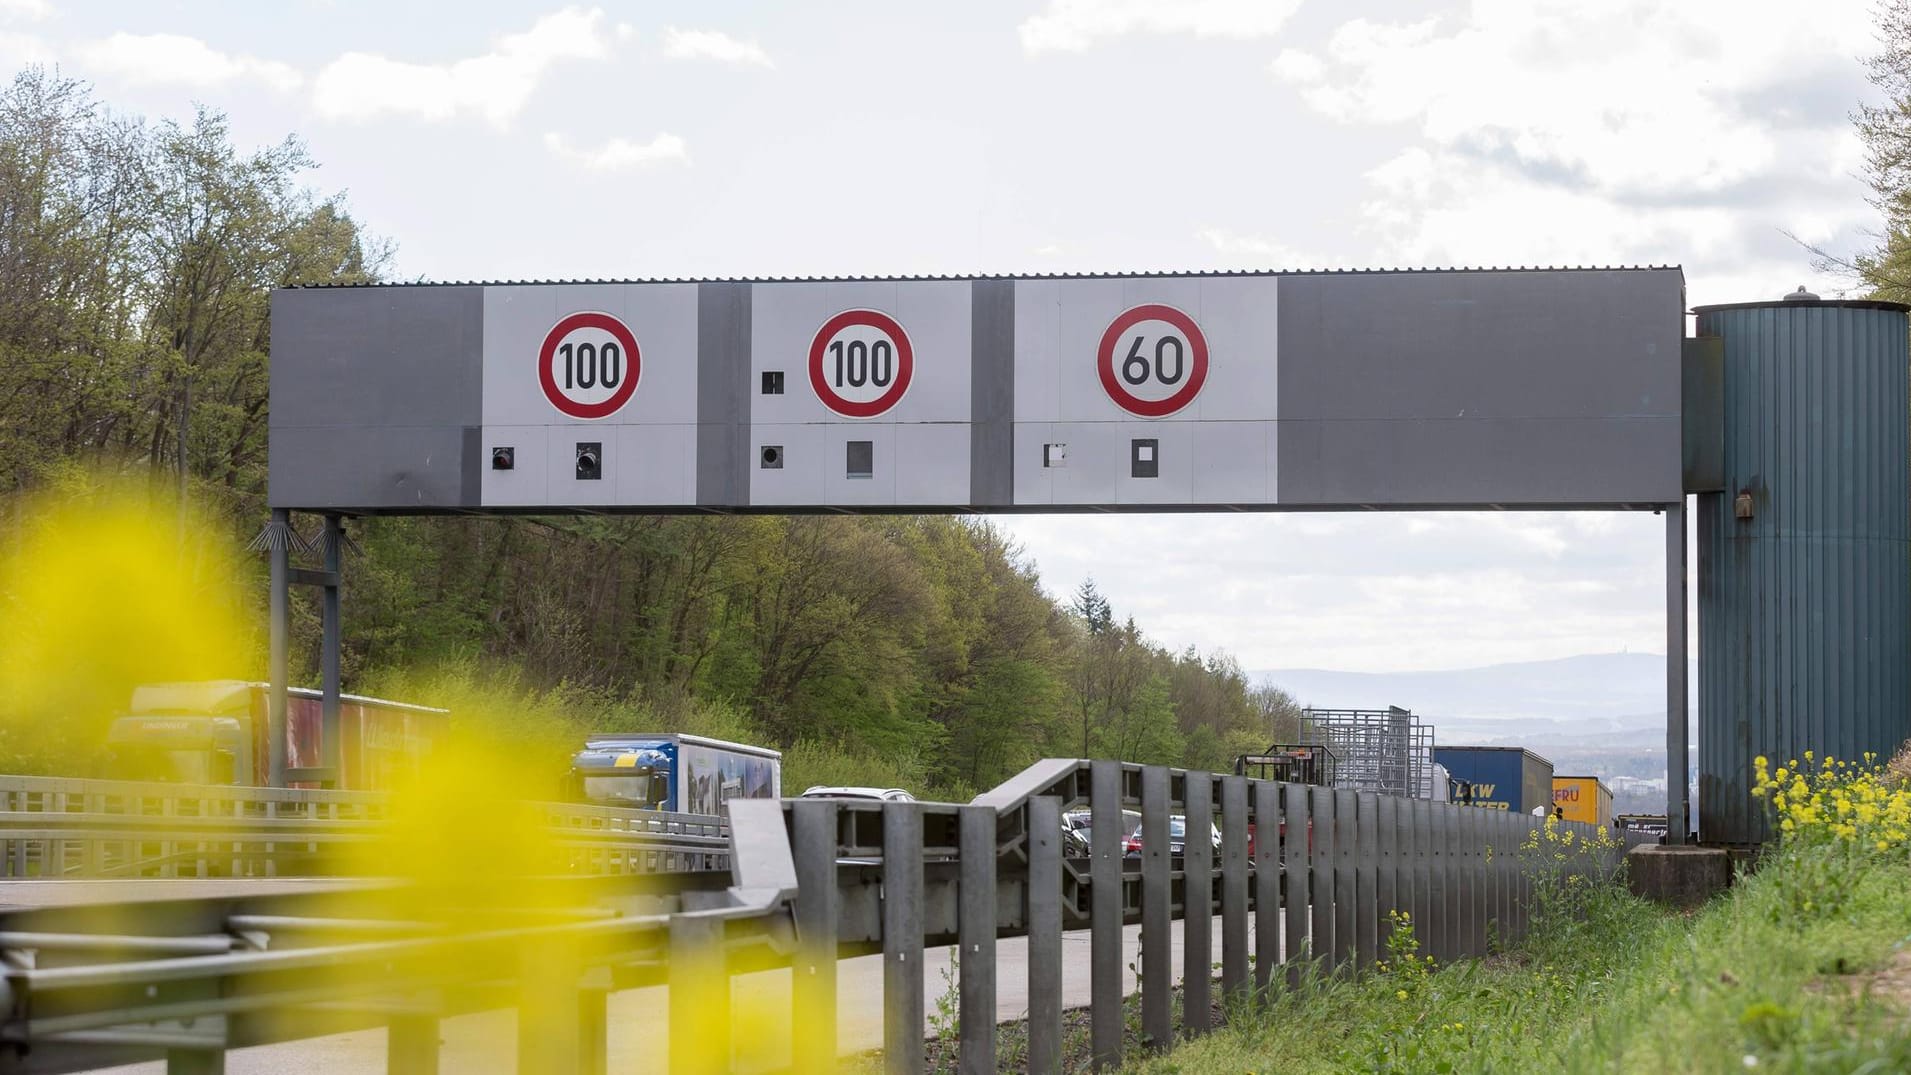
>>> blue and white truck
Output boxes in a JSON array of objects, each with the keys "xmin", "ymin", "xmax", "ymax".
[{"xmin": 569, "ymin": 733, "xmax": 781, "ymax": 815}]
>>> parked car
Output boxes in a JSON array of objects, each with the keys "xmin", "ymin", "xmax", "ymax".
[
  {"xmin": 1123, "ymin": 815, "xmax": 1223, "ymax": 857},
  {"xmin": 800, "ymin": 786, "xmax": 917, "ymax": 802},
  {"xmin": 1063, "ymin": 809, "xmax": 1141, "ymax": 855}
]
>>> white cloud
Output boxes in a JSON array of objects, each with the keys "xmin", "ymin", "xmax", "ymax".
[
  {"xmin": 76, "ymin": 33, "xmax": 302, "ymax": 92},
  {"xmin": 662, "ymin": 27, "xmax": 772, "ymax": 67},
  {"xmin": 544, "ymin": 131, "xmax": 688, "ymax": 171},
  {"xmin": 1197, "ymin": 227, "xmax": 1337, "ymax": 269},
  {"xmin": 0, "ymin": 31, "xmax": 50, "ymax": 68},
  {"xmin": 1021, "ymin": 0, "xmax": 1303, "ymax": 54},
  {"xmin": 0, "ymin": 0, "xmax": 48, "ymax": 21},
  {"xmin": 313, "ymin": 7, "xmax": 614, "ymax": 126},
  {"xmin": 1272, "ymin": 0, "xmax": 1880, "ymax": 302}
]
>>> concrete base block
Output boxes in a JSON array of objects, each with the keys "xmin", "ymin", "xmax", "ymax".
[{"xmin": 1627, "ymin": 845, "xmax": 1731, "ymax": 909}]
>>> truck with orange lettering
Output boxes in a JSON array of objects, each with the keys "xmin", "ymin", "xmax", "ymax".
[{"xmin": 1551, "ymin": 775, "xmax": 1614, "ymax": 827}]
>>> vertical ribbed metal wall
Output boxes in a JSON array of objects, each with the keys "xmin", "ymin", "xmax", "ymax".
[{"xmin": 1696, "ymin": 298, "xmax": 1910, "ymax": 844}]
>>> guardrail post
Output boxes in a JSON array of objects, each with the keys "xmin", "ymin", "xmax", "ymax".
[
  {"xmin": 1409, "ymin": 799, "xmax": 1429, "ymax": 958},
  {"xmin": 1355, "ymin": 792, "xmax": 1378, "ymax": 969},
  {"xmin": 1308, "ymin": 785, "xmax": 1335, "ymax": 976},
  {"xmin": 792, "ymin": 799, "xmax": 839, "ymax": 1075},
  {"xmin": 669, "ymin": 914, "xmax": 729, "ymax": 1075},
  {"xmin": 520, "ymin": 941, "xmax": 583, "ymax": 1075},
  {"xmin": 1281, "ymin": 782, "xmax": 1309, "ymax": 990},
  {"xmin": 580, "ymin": 978, "xmax": 608, "ymax": 1075},
  {"xmin": 1027, "ymin": 795, "xmax": 1064, "ymax": 1075},
  {"xmin": 1426, "ymin": 804, "xmax": 1446, "ymax": 963},
  {"xmin": 1495, "ymin": 812, "xmax": 1512, "ymax": 950},
  {"xmin": 1332, "ymin": 789, "xmax": 1356, "ymax": 973},
  {"xmin": 165, "ymin": 1049, "xmax": 224, "ymax": 1075},
  {"xmin": 1139, "ymin": 766, "xmax": 1172, "ymax": 1050},
  {"xmin": 958, "ymin": 804, "xmax": 997, "ymax": 1074},
  {"xmin": 1181, "ymin": 771, "xmax": 1212, "ymax": 1037},
  {"xmin": 882, "ymin": 801, "xmax": 925, "ymax": 1075},
  {"xmin": 1378, "ymin": 795, "xmax": 1399, "ymax": 954},
  {"xmin": 388, "ymin": 1013, "xmax": 440, "ymax": 1074},
  {"xmin": 1218, "ymin": 776, "xmax": 1250, "ymax": 1002},
  {"xmin": 1251, "ymin": 780, "xmax": 1280, "ymax": 998},
  {"xmin": 1452, "ymin": 808, "xmax": 1470, "ymax": 958},
  {"xmin": 1088, "ymin": 759, "xmax": 1123, "ymax": 1070}
]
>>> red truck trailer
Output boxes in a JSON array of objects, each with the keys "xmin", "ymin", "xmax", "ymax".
[{"xmin": 104, "ymin": 681, "xmax": 448, "ymax": 790}]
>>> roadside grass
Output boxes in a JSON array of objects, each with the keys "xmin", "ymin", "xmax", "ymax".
[{"xmin": 1124, "ymin": 860, "xmax": 1911, "ymax": 1074}]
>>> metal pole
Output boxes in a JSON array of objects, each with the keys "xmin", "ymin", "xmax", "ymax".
[
  {"xmin": 1667, "ymin": 500, "xmax": 1689, "ymax": 843},
  {"xmin": 267, "ymin": 509, "xmax": 289, "ymax": 789},
  {"xmin": 321, "ymin": 513, "xmax": 343, "ymax": 785}
]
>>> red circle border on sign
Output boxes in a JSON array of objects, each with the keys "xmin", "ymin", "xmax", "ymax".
[
  {"xmin": 1096, "ymin": 303, "xmax": 1209, "ymax": 418},
  {"xmin": 808, "ymin": 309, "xmax": 915, "ymax": 418},
  {"xmin": 539, "ymin": 311, "xmax": 642, "ymax": 420}
]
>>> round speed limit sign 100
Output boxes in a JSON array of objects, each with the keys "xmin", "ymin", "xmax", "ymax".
[
  {"xmin": 539, "ymin": 311, "xmax": 641, "ymax": 420},
  {"xmin": 809, "ymin": 309, "xmax": 914, "ymax": 418},
  {"xmin": 1097, "ymin": 304, "xmax": 1209, "ymax": 418}
]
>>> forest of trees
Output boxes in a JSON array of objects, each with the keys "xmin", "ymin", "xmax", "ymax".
[{"xmin": 0, "ymin": 68, "xmax": 1303, "ymax": 797}]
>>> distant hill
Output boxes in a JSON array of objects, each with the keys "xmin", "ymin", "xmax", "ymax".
[{"xmin": 1253, "ymin": 653, "xmax": 1700, "ymax": 787}]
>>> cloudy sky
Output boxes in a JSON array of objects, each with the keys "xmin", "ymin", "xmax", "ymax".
[{"xmin": 0, "ymin": 0, "xmax": 1885, "ymax": 672}]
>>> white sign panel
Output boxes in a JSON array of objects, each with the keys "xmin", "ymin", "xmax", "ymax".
[
  {"xmin": 1013, "ymin": 276, "xmax": 1278, "ymax": 506},
  {"xmin": 480, "ymin": 284, "xmax": 699, "ymax": 508},
  {"xmin": 751, "ymin": 280, "xmax": 971, "ymax": 507}
]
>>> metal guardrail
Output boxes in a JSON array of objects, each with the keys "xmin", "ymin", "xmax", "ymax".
[
  {"xmin": 0, "ymin": 776, "xmax": 729, "ymax": 878},
  {"xmin": 0, "ymin": 761, "xmax": 1622, "ymax": 1074}
]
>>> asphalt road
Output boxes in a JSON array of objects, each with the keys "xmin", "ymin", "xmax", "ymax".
[{"xmin": 97, "ymin": 913, "xmax": 1283, "ymax": 1073}]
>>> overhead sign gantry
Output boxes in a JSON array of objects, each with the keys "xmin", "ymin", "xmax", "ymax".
[
  {"xmin": 265, "ymin": 265, "xmax": 1708, "ymax": 839},
  {"xmin": 269, "ymin": 267, "xmax": 1686, "ymax": 514}
]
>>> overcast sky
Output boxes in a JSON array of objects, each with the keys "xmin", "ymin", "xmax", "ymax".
[{"xmin": 0, "ymin": 0, "xmax": 1884, "ymax": 672}]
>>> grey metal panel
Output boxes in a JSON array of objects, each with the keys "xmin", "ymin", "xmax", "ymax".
[
  {"xmin": 1276, "ymin": 268, "xmax": 1682, "ymax": 505},
  {"xmin": 1682, "ymin": 336, "xmax": 1724, "ymax": 492},
  {"xmin": 970, "ymin": 279, "xmax": 1015, "ymax": 508},
  {"xmin": 1277, "ymin": 417, "xmax": 1679, "ymax": 507},
  {"xmin": 270, "ymin": 426, "xmax": 470, "ymax": 511},
  {"xmin": 1139, "ymin": 766, "xmax": 1171, "ymax": 1049},
  {"xmin": 1252, "ymin": 781, "xmax": 1280, "ymax": 993},
  {"xmin": 1088, "ymin": 760, "xmax": 1123, "ymax": 1069},
  {"xmin": 791, "ymin": 801, "xmax": 838, "ymax": 1075},
  {"xmin": 271, "ymin": 286, "xmax": 484, "ymax": 430},
  {"xmin": 1696, "ymin": 300, "xmax": 1911, "ymax": 844},
  {"xmin": 881, "ymin": 803, "xmax": 925, "ymax": 1075},
  {"xmin": 1354, "ymin": 792, "xmax": 1377, "ymax": 969},
  {"xmin": 1181, "ymin": 771, "xmax": 1213, "ymax": 1036},
  {"xmin": 1219, "ymin": 776, "xmax": 1250, "ymax": 999},
  {"xmin": 1027, "ymin": 796, "xmax": 1064, "ymax": 1075},
  {"xmin": 459, "ymin": 426, "xmax": 480, "ymax": 505},
  {"xmin": 957, "ymin": 806, "xmax": 997, "ymax": 1074},
  {"xmin": 1281, "ymin": 782, "xmax": 1309, "ymax": 988},
  {"xmin": 697, "ymin": 282, "xmax": 751, "ymax": 507}
]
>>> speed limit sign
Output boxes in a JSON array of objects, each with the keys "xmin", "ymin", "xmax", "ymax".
[
  {"xmin": 1097, "ymin": 304, "xmax": 1209, "ymax": 418},
  {"xmin": 538, "ymin": 311, "xmax": 641, "ymax": 420},
  {"xmin": 808, "ymin": 309, "xmax": 914, "ymax": 418}
]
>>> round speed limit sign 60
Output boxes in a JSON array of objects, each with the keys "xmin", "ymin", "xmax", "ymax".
[
  {"xmin": 809, "ymin": 309, "xmax": 914, "ymax": 418},
  {"xmin": 1097, "ymin": 304, "xmax": 1209, "ymax": 418},
  {"xmin": 539, "ymin": 311, "xmax": 641, "ymax": 420}
]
